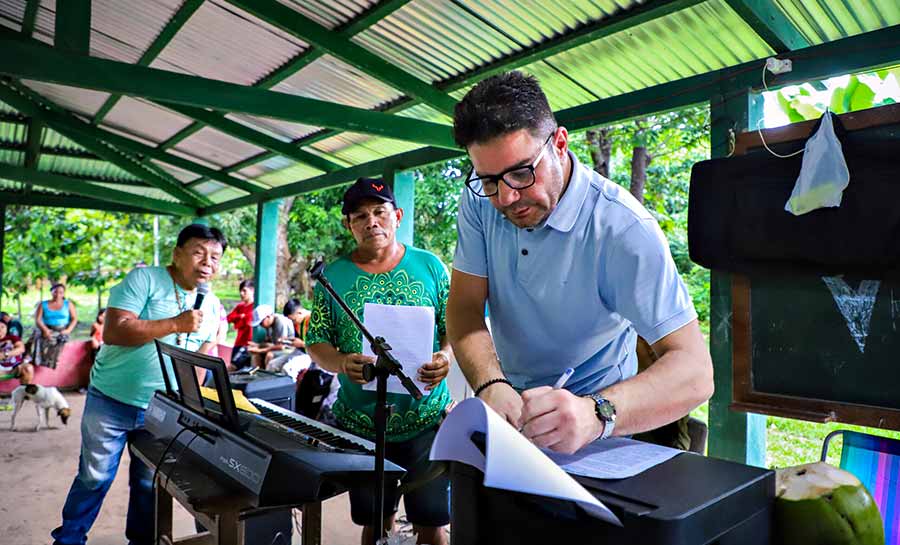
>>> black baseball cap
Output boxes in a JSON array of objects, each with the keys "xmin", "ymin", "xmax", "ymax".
[{"xmin": 341, "ymin": 177, "xmax": 396, "ymax": 215}]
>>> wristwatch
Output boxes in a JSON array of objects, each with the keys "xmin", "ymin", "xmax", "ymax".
[{"xmin": 587, "ymin": 393, "xmax": 616, "ymax": 440}]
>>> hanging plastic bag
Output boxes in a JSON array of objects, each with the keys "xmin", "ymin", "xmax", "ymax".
[{"xmin": 784, "ymin": 111, "xmax": 850, "ymax": 216}]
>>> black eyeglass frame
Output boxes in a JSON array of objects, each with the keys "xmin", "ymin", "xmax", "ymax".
[{"xmin": 464, "ymin": 132, "xmax": 556, "ymax": 198}]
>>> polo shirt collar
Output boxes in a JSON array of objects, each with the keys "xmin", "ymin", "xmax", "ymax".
[{"xmin": 545, "ymin": 151, "xmax": 589, "ymax": 233}]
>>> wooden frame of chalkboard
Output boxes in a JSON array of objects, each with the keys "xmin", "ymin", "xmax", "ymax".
[
  {"xmin": 732, "ymin": 274, "xmax": 900, "ymax": 430},
  {"xmin": 729, "ymin": 104, "xmax": 900, "ymax": 431}
]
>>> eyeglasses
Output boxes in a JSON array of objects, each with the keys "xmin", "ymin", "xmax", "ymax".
[{"xmin": 465, "ymin": 132, "xmax": 555, "ymax": 198}]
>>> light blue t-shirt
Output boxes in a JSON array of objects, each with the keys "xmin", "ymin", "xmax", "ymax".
[
  {"xmin": 453, "ymin": 152, "xmax": 696, "ymax": 395},
  {"xmin": 90, "ymin": 266, "xmax": 221, "ymax": 409}
]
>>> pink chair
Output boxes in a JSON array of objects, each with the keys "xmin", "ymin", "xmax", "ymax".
[{"xmin": 0, "ymin": 340, "xmax": 94, "ymax": 393}]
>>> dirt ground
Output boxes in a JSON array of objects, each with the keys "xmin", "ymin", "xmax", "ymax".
[{"xmin": 0, "ymin": 391, "xmax": 406, "ymax": 545}]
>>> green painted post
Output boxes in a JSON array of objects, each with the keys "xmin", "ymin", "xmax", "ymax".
[
  {"xmin": 254, "ymin": 200, "xmax": 281, "ymax": 310},
  {"xmin": 706, "ymin": 90, "xmax": 767, "ymax": 467},
  {"xmin": 386, "ymin": 169, "xmax": 415, "ymax": 247}
]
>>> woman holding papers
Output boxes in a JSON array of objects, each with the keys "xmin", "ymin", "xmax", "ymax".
[{"xmin": 307, "ymin": 177, "xmax": 452, "ymax": 545}]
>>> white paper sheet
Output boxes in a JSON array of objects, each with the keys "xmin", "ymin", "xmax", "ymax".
[
  {"xmin": 361, "ymin": 303, "xmax": 434, "ymax": 396},
  {"xmin": 430, "ymin": 398, "xmax": 621, "ymax": 525},
  {"xmin": 544, "ymin": 437, "xmax": 683, "ymax": 479}
]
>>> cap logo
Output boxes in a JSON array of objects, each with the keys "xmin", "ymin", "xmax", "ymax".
[{"xmin": 371, "ymin": 183, "xmax": 384, "ymax": 191}]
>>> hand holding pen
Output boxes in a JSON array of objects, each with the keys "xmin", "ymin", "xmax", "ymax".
[{"xmin": 519, "ymin": 366, "xmax": 603, "ymax": 454}]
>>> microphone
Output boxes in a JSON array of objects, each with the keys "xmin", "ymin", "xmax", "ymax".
[
  {"xmin": 193, "ymin": 282, "xmax": 209, "ymax": 310},
  {"xmin": 186, "ymin": 282, "xmax": 209, "ymax": 348},
  {"xmin": 310, "ymin": 260, "xmax": 326, "ymax": 280}
]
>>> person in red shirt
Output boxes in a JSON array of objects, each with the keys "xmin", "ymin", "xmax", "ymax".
[
  {"xmin": 226, "ymin": 279, "xmax": 254, "ymax": 369},
  {"xmin": 0, "ymin": 320, "xmax": 33, "ymax": 384},
  {"xmin": 89, "ymin": 308, "xmax": 106, "ymax": 352}
]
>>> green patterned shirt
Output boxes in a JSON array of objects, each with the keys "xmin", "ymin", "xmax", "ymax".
[{"xmin": 307, "ymin": 245, "xmax": 452, "ymax": 442}]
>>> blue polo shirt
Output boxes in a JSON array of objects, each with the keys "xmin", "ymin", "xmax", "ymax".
[{"xmin": 453, "ymin": 152, "xmax": 696, "ymax": 395}]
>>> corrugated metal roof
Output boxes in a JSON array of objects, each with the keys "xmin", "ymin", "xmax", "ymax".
[
  {"xmin": 275, "ymin": 0, "xmax": 377, "ymax": 29},
  {"xmin": 152, "ymin": 160, "xmax": 203, "ymax": 184},
  {"xmin": 353, "ymin": 0, "xmax": 521, "ymax": 82},
  {"xmin": 22, "ymin": 81, "xmax": 110, "ymax": 118},
  {"xmin": 275, "ymin": 54, "xmax": 402, "ymax": 109},
  {"xmin": 774, "ymin": 0, "xmax": 900, "ymax": 45},
  {"xmin": 94, "ymin": 181, "xmax": 181, "ymax": 202},
  {"xmin": 538, "ymin": 0, "xmax": 773, "ymax": 99},
  {"xmin": 24, "ymin": 0, "xmax": 182, "ymax": 64},
  {"xmin": 0, "ymin": 121, "xmax": 26, "ymax": 144},
  {"xmin": 151, "ymin": 0, "xmax": 308, "ymax": 86},
  {"xmin": 225, "ymin": 114, "xmax": 320, "ymax": 143},
  {"xmin": 38, "ymin": 155, "xmax": 136, "ymax": 182},
  {"xmin": 174, "ymin": 127, "xmax": 267, "ymax": 168},
  {"xmin": 102, "ymin": 98, "xmax": 195, "ymax": 144}
]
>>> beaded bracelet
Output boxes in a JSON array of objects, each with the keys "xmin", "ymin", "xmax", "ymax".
[{"xmin": 474, "ymin": 377, "xmax": 513, "ymax": 397}]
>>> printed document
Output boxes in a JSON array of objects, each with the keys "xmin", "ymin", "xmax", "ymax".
[
  {"xmin": 430, "ymin": 398, "xmax": 621, "ymax": 525},
  {"xmin": 545, "ymin": 437, "xmax": 682, "ymax": 479},
  {"xmin": 361, "ymin": 303, "xmax": 434, "ymax": 396}
]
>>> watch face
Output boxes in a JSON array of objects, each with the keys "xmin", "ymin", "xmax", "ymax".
[{"xmin": 597, "ymin": 402, "xmax": 615, "ymax": 420}]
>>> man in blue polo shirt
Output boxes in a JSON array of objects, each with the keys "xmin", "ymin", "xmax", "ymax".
[{"xmin": 447, "ymin": 71, "xmax": 714, "ymax": 455}]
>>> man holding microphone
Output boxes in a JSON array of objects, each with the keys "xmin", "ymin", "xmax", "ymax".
[{"xmin": 52, "ymin": 224, "xmax": 226, "ymax": 545}]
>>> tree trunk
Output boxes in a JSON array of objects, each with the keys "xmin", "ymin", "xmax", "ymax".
[
  {"xmin": 586, "ymin": 128, "xmax": 612, "ymax": 178},
  {"xmin": 274, "ymin": 197, "xmax": 297, "ymax": 310},
  {"xmin": 630, "ymin": 146, "xmax": 651, "ymax": 203},
  {"xmin": 17, "ymin": 293, "xmax": 22, "ymax": 319},
  {"xmin": 239, "ymin": 245, "xmax": 256, "ymax": 269}
]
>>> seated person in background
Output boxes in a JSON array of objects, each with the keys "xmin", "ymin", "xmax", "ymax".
[
  {"xmin": 0, "ymin": 319, "xmax": 33, "ymax": 384},
  {"xmin": 89, "ymin": 308, "xmax": 106, "ymax": 352},
  {"xmin": 30, "ymin": 283, "xmax": 78, "ymax": 368},
  {"xmin": 226, "ymin": 279, "xmax": 255, "ymax": 369},
  {"xmin": 247, "ymin": 304, "xmax": 295, "ymax": 370},
  {"xmin": 1, "ymin": 311, "xmax": 24, "ymax": 339},
  {"xmin": 283, "ymin": 298, "xmax": 312, "ymax": 351}
]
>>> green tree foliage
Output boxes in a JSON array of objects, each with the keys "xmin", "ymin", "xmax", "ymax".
[{"xmin": 773, "ymin": 68, "xmax": 899, "ymax": 122}]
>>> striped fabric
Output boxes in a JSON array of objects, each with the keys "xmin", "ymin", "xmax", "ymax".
[{"xmin": 840, "ymin": 431, "xmax": 900, "ymax": 545}]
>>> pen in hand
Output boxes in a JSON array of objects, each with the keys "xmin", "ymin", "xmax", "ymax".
[{"xmin": 552, "ymin": 367, "xmax": 575, "ymax": 390}]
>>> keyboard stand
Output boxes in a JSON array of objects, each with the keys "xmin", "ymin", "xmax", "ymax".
[{"xmin": 130, "ymin": 430, "xmax": 323, "ymax": 545}]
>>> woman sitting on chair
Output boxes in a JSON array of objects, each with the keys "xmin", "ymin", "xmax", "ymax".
[{"xmin": 29, "ymin": 283, "xmax": 78, "ymax": 368}]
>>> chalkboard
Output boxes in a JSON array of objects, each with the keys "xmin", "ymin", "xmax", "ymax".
[
  {"xmin": 732, "ymin": 273, "xmax": 900, "ymax": 430},
  {"xmin": 729, "ymin": 104, "xmax": 900, "ymax": 430}
]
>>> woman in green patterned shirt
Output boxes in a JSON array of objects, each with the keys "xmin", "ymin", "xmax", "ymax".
[{"xmin": 307, "ymin": 177, "xmax": 452, "ymax": 545}]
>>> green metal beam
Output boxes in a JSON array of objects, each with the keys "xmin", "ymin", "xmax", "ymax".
[
  {"xmin": 201, "ymin": 145, "xmax": 460, "ymax": 214},
  {"xmin": 231, "ymin": 0, "xmax": 706, "ymax": 174},
  {"xmin": 0, "ymin": 164, "xmax": 196, "ymax": 215},
  {"xmin": 160, "ymin": 103, "xmax": 345, "ymax": 172},
  {"xmin": 92, "ymin": 0, "xmax": 205, "ymax": 125},
  {"xmin": 0, "ymin": 80, "xmax": 211, "ymax": 207},
  {"xmin": 24, "ymin": 118, "xmax": 43, "ymax": 169},
  {"xmin": 226, "ymin": 0, "xmax": 456, "ymax": 116},
  {"xmin": 0, "ymin": 191, "xmax": 175, "ymax": 214},
  {"xmin": 0, "ymin": 35, "xmax": 457, "ymax": 149},
  {"xmin": 725, "ymin": 0, "xmax": 810, "ymax": 53},
  {"xmin": 21, "ymin": 0, "xmax": 40, "ymax": 37},
  {"xmin": 55, "ymin": 0, "xmax": 91, "ymax": 55},
  {"xmin": 205, "ymin": 23, "xmax": 900, "ymax": 215},
  {"xmin": 158, "ymin": 0, "xmax": 411, "ymax": 152}
]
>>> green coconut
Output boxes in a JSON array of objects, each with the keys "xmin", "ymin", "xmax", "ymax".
[{"xmin": 774, "ymin": 462, "xmax": 884, "ymax": 545}]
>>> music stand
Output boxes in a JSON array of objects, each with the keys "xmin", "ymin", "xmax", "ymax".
[
  {"xmin": 155, "ymin": 340, "xmax": 241, "ymax": 432},
  {"xmin": 309, "ymin": 260, "xmax": 422, "ymax": 541}
]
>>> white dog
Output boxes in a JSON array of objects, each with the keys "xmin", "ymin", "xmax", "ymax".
[{"xmin": 10, "ymin": 384, "xmax": 72, "ymax": 431}]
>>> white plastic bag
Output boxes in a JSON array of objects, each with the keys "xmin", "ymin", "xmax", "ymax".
[{"xmin": 784, "ymin": 112, "xmax": 850, "ymax": 216}]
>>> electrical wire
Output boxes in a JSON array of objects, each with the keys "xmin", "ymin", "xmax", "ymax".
[
  {"xmin": 756, "ymin": 118, "xmax": 806, "ymax": 158},
  {"xmin": 164, "ymin": 429, "xmax": 202, "ymax": 490},
  {"xmin": 151, "ymin": 427, "xmax": 190, "ymax": 491}
]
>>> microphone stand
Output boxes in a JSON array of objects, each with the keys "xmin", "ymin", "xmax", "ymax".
[{"xmin": 310, "ymin": 260, "xmax": 422, "ymax": 542}]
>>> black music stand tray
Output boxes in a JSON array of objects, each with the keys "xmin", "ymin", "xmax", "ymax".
[{"xmin": 130, "ymin": 430, "xmax": 323, "ymax": 545}]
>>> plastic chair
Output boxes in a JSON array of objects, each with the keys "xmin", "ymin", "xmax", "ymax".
[{"xmin": 821, "ymin": 430, "xmax": 900, "ymax": 544}]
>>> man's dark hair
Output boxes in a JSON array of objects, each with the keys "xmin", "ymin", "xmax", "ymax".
[
  {"xmin": 453, "ymin": 71, "xmax": 557, "ymax": 148},
  {"xmin": 283, "ymin": 298, "xmax": 303, "ymax": 317},
  {"xmin": 0, "ymin": 312, "xmax": 9, "ymax": 320},
  {"xmin": 176, "ymin": 224, "xmax": 228, "ymax": 253},
  {"xmin": 239, "ymin": 279, "xmax": 254, "ymax": 291}
]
